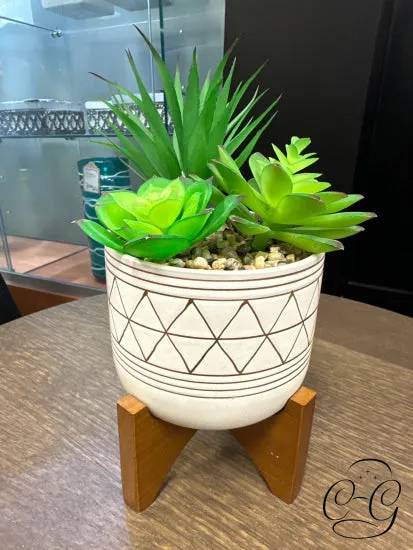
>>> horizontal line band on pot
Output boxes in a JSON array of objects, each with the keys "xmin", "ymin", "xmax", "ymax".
[
  {"xmin": 114, "ymin": 351, "xmax": 309, "ymax": 398},
  {"xmin": 106, "ymin": 249, "xmax": 324, "ymax": 283},
  {"xmin": 111, "ymin": 336, "xmax": 311, "ymax": 378},
  {"xmin": 109, "ymin": 302, "xmax": 318, "ymax": 341},
  {"xmin": 112, "ymin": 340, "xmax": 311, "ymax": 388},
  {"xmin": 105, "ymin": 260, "xmax": 324, "ymax": 299}
]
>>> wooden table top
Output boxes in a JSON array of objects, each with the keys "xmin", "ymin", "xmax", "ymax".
[{"xmin": 0, "ymin": 294, "xmax": 412, "ymax": 549}]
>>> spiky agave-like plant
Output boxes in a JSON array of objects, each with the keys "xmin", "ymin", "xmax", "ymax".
[
  {"xmin": 91, "ymin": 26, "xmax": 279, "ymax": 180},
  {"xmin": 209, "ymin": 137, "xmax": 376, "ymax": 253}
]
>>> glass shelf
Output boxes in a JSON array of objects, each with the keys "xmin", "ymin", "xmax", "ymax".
[{"xmin": 0, "ymin": 133, "xmax": 127, "ymax": 140}]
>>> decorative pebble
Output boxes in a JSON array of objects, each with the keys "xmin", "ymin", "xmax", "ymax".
[
  {"xmin": 221, "ymin": 246, "xmax": 239, "ymax": 259},
  {"xmin": 193, "ymin": 257, "xmax": 209, "ymax": 269},
  {"xmin": 254, "ymin": 256, "xmax": 266, "ymax": 269},
  {"xmin": 268, "ymin": 251, "xmax": 285, "ymax": 262},
  {"xmin": 168, "ymin": 258, "xmax": 185, "ymax": 268},
  {"xmin": 225, "ymin": 258, "xmax": 241, "ymax": 270},
  {"xmin": 167, "ymin": 225, "xmax": 307, "ymax": 270},
  {"xmin": 212, "ymin": 258, "xmax": 227, "ymax": 270}
]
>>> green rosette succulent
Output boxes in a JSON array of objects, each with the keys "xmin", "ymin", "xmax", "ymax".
[
  {"xmin": 209, "ymin": 137, "xmax": 376, "ymax": 254},
  {"xmin": 76, "ymin": 177, "xmax": 241, "ymax": 261}
]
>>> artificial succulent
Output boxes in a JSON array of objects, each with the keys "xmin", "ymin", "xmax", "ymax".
[
  {"xmin": 91, "ymin": 27, "xmax": 279, "ymax": 180},
  {"xmin": 76, "ymin": 178, "xmax": 241, "ymax": 261},
  {"xmin": 209, "ymin": 137, "xmax": 376, "ymax": 253}
]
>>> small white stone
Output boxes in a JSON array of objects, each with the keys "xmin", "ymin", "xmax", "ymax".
[
  {"xmin": 286, "ymin": 254, "xmax": 295, "ymax": 263},
  {"xmin": 244, "ymin": 265, "xmax": 256, "ymax": 270},
  {"xmin": 212, "ymin": 258, "xmax": 227, "ymax": 270},
  {"xmin": 193, "ymin": 257, "xmax": 209, "ymax": 269},
  {"xmin": 254, "ymin": 256, "xmax": 266, "ymax": 269},
  {"xmin": 255, "ymin": 251, "xmax": 268, "ymax": 260},
  {"xmin": 268, "ymin": 251, "xmax": 285, "ymax": 262},
  {"xmin": 168, "ymin": 258, "xmax": 185, "ymax": 268}
]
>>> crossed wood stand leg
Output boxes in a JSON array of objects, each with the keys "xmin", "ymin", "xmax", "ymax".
[{"xmin": 117, "ymin": 386, "xmax": 316, "ymax": 513}]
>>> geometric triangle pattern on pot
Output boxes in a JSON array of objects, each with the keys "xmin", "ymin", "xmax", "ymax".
[
  {"xmin": 131, "ymin": 294, "xmax": 164, "ymax": 332},
  {"xmin": 269, "ymin": 324, "xmax": 302, "ymax": 362},
  {"xmin": 195, "ymin": 299, "xmax": 244, "ymax": 337},
  {"xmin": 242, "ymin": 339, "xmax": 283, "ymax": 374},
  {"xmin": 108, "ymin": 271, "xmax": 322, "ymax": 376},
  {"xmin": 168, "ymin": 301, "xmax": 214, "ymax": 338},
  {"xmin": 169, "ymin": 335, "xmax": 214, "ymax": 372},
  {"xmin": 149, "ymin": 334, "xmax": 188, "ymax": 373},
  {"xmin": 220, "ymin": 302, "xmax": 263, "ymax": 338}
]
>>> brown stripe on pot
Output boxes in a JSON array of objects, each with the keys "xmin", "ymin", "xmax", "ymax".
[
  {"xmin": 113, "ymin": 348, "xmax": 309, "ymax": 399},
  {"xmin": 106, "ymin": 248, "xmax": 324, "ymax": 283},
  {"xmin": 112, "ymin": 338, "xmax": 312, "ymax": 386},
  {"xmin": 105, "ymin": 248, "xmax": 324, "ymax": 291},
  {"xmin": 105, "ymin": 254, "xmax": 324, "ymax": 301}
]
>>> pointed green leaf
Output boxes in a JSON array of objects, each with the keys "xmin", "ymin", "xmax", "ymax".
[
  {"xmin": 148, "ymin": 200, "xmax": 184, "ymax": 230},
  {"xmin": 259, "ymin": 163, "xmax": 293, "ymax": 207},
  {"xmin": 298, "ymin": 212, "xmax": 376, "ymax": 228},
  {"xmin": 185, "ymin": 180, "xmax": 212, "ymax": 212},
  {"xmin": 209, "ymin": 161, "xmax": 269, "ymax": 219},
  {"xmin": 123, "ymin": 219, "xmax": 163, "ymax": 235},
  {"xmin": 291, "ymin": 137, "xmax": 311, "ymax": 153},
  {"xmin": 75, "ymin": 220, "xmax": 124, "ymax": 252},
  {"xmin": 230, "ymin": 216, "xmax": 270, "ymax": 235},
  {"xmin": 272, "ymin": 194, "xmax": 326, "ymax": 224},
  {"xmin": 286, "ymin": 143, "xmax": 299, "ymax": 163},
  {"xmin": 269, "ymin": 231, "xmax": 344, "ymax": 253},
  {"xmin": 324, "ymin": 194, "xmax": 364, "ymax": 213},
  {"xmin": 235, "ymin": 112, "xmax": 277, "ymax": 169},
  {"xmin": 110, "ymin": 191, "xmax": 151, "ymax": 219},
  {"xmin": 314, "ymin": 191, "xmax": 346, "ymax": 204},
  {"xmin": 124, "ymin": 234, "xmax": 190, "ymax": 260},
  {"xmin": 196, "ymin": 194, "xmax": 243, "ymax": 243},
  {"xmin": 199, "ymin": 69, "xmax": 211, "ymax": 108},
  {"xmin": 174, "ymin": 65, "xmax": 184, "ymax": 112},
  {"xmin": 293, "ymin": 179, "xmax": 331, "ymax": 193},
  {"xmin": 217, "ymin": 146, "xmax": 243, "ymax": 176},
  {"xmin": 133, "ymin": 28, "xmax": 184, "ymax": 157},
  {"xmin": 249, "ymin": 152, "xmax": 270, "ymax": 182},
  {"xmin": 293, "ymin": 172, "xmax": 323, "ymax": 183},
  {"xmin": 288, "ymin": 226, "xmax": 365, "ymax": 239},
  {"xmin": 95, "ymin": 201, "xmax": 135, "ymax": 239},
  {"xmin": 225, "ymin": 98, "xmax": 280, "ymax": 156},
  {"xmin": 138, "ymin": 177, "xmax": 185, "ymax": 204},
  {"xmin": 169, "ymin": 209, "xmax": 212, "ymax": 240},
  {"xmin": 182, "ymin": 49, "xmax": 201, "ymax": 169},
  {"xmin": 182, "ymin": 192, "xmax": 201, "ymax": 218},
  {"xmin": 210, "ymin": 185, "xmax": 257, "ymax": 222},
  {"xmin": 272, "ymin": 144, "xmax": 288, "ymax": 166}
]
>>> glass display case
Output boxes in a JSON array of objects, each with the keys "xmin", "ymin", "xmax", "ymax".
[{"xmin": 0, "ymin": 0, "xmax": 225, "ymax": 297}]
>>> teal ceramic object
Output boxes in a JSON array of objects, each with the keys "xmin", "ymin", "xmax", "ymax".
[{"xmin": 78, "ymin": 157, "xmax": 131, "ymax": 281}]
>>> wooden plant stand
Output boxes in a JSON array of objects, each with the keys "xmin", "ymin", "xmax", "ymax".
[{"xmin": 117, "ymin": 386, "xmax": 316, "ymax": 513}]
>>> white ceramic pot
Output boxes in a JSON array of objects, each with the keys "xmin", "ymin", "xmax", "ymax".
[{"xmin": 106, "ymin": 248, "xmax": 324, "ymax": 430}]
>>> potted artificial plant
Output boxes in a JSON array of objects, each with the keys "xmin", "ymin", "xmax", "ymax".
[{"xmin": 77, "ymin": 28, "xmax": 375, "ymax": 430}]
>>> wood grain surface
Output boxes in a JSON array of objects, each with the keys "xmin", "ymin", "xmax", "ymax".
[{"xmin": 0, "ymin": 294, "xmax": 412, "ymax": 549}]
